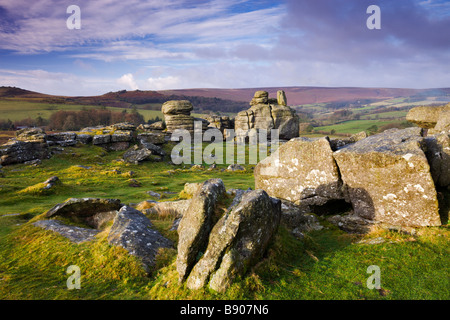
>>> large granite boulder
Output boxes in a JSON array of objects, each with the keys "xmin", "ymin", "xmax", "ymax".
[
  {"xmin": 176, "ymin": 178, "xmax": 226, "ymax": 282},
  {"xmin": 107, "ymin": 206, "xmax": 173, "ymax": 273},
  {"xmin": 254, "ymin": 136, "xmax": 343, "ymax": 206},
  {"xmin": 186, "ymin": 189, "xmax": 281, "ymax": 292},
  {"xmin": 333, "ymin": 128, "xmax": 441, "ymax": 227}
]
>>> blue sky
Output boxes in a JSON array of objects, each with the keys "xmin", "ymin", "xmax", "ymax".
[{"xmin": 0, "ymin": 0, "xmax": 450, "ymax": 96}]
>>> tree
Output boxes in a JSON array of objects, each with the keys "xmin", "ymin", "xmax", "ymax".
[{"xmin": 62, "ymin": 115, "xmax": 77, "ymax": 131}]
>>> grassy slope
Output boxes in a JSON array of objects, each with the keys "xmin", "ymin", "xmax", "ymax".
[{"xmin": 0, "ymin": 143, "xmax": 448, "ymax": 300}]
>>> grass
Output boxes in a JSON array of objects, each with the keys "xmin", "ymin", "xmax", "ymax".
[
  {"xmin": 0, "ymin": 137, "xmax": 449, "ymax": 300},
  {"xmin": 314, "ymin": 119, "xmax": 404, "ymax": 135}
]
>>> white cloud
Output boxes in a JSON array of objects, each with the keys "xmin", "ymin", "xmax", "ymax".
[
  {"xmin": 0, "ymin": 0, "xmax": 284, "ymax": 56},
  {"xmin": 117, "ymin": 73, "xmax": 139, "ymax": 90},
  {"xmin": 146, "ymin": 76, "xmax": 181, "ymax": 90}
]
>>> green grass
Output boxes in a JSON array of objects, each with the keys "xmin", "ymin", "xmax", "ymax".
[
  {"xmin": 0, "ymin": 139, "xmax": 448, "ymax": 300},
  {"xmin": 360, "ymin": 111, "xmax": 408, "ymax": 120},
  {"xmin": 314, "ymin": 119, "xmax": 404, "ymax": 135}
]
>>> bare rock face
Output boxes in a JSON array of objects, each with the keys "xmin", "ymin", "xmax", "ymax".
[
  {"xmin": 333, "ymin": 128, "xmax": 441, "ymax": 227},
  {"xmin": 176, "ymin": 178, "xmax": 226, "ymax": 282},
  {"xmin": 235, "ymin": 90, "xmax": 299, "ymax": 140},
  {"xmin": 192, "ymin": 190, "xmax": 281, "ymax": 293},
  {"xmin": 254, "ymin": 136, "xmax": 343, "ymax": 206},
  {"xmin": 107, "ymin": 206, "xmax": 173, "ymax": 273}
]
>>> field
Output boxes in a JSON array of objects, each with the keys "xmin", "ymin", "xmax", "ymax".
[
  {"xmin": 0, "ymin": 143, "xmax": 448, "ymax": 300},
  {"xmin": 313, "ymin": 119, "xmax": 403, "ymax": 135},
  {"xmin": 0, "ymin": 99, "xmax": 211, "ymax": 126}
]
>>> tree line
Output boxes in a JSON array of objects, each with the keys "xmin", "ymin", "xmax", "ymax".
[
  {"xmin": 0, "ymin": 108, "xmax": 147, "ymax": 131},
  {"xmin": 48, "ymin": 109, "xmax": 145, "ymax": 131}
]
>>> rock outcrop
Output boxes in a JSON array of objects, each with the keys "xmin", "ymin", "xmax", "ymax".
[
  {"xmin": 175, "ymin": 178, "xmax": 281, "ymax": 292},
  {"xmin": 186, "ymin": 189, "xmax": 281, "ymax": 292},
  {"xmin": 162, "ymin": 100, "xmax": 196, "ymax": 135},
  {"xmin": 90, "ymin": 123, "xmax": 136, "ymax": 151},
  {"xmin": 235, "ymin": 90, "xmax": 299, "ymax": 140},
  {"xmin": 0, "ymin": 128, "xmax": 50, "ymax": 165},
  {"xmin": 0, "ymin": 139, "xmax": 50, "ymax": 166},
  {"xmin": 334, "ymin": 128, "xmax": 440, "ymax": 227},
  {"xmin": 176, "ymin": 178, "xmax": 226, "ymax": 282},
  {"xmin": 255, "ymin": 127, "xmax": 444, "ymax": 229}
]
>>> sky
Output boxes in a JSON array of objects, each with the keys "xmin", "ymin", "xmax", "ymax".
[{"xmin": 0, "ymin": 0, "xmax": 450, "ymax": 96}]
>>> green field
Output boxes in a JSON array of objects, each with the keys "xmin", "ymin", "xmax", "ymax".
[
  {"xmin": 0, "ymin": 142, "xmax": 448, "ymax": 300},
  {"xmin": 314, "ymin": 119, "xmax": 403, "ymax": 135},
  {"xmin": 0, "ymin": 99, "xmax": 211, "ymax": 124}
]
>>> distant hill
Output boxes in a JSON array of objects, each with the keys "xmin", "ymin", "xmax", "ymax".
[
  {"xmin": 0, "ymin": 86, "xmax": 56, "ymax": 99},
  {"xmin": 160, "ymin": 87, "xmax": 450, "ymax": 106},
  {"xmin": 2, "ymin": 85, "xmax": 450, "ymax": 114}
]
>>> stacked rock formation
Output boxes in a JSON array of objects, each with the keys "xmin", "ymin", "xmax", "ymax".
[
  {"xmin": 255, "ymin": 126, "xmax": 445, "ymax": 231},
  {"xmin": 0, "ymin": 122, "xmax": 169, "ymax": 166},
  {"xmin": 234, "ymin": 90, "xmax": 299, "ymax": 140},
  {"xmin": 162, "ymin": 100, "xmax": 209, "ymax": 136}
]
